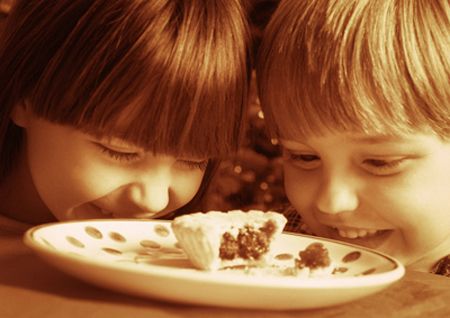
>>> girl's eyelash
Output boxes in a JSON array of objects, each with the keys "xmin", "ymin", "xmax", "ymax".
[
  {"xmin": 178, "ymin": 159, "xmax": 209, "ymax": 170},
  {"xmin": 96, "ymin": 142, "xmax": 208, "ymax": 168},
  {"xmin": 98, "ymin": 145, "xmax": 139, "ymax": 162}
]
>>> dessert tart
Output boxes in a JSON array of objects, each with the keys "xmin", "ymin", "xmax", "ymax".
[{"xmin": 171, "ymin": 210, "xmax": 287, "ymax": 270}]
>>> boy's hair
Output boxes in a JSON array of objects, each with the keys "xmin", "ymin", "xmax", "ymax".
[
  {"xmin": 257, "ymin": 0, "xmax": 450, "ymax": 140},
  {"xmin": 0, "ymin": 0, "xmax": 251, "ymax": 177}
]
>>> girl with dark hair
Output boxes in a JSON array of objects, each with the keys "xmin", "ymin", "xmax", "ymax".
[{"xmin": 0, "ymin": 0, "xmax": 251, "ymax": 230}]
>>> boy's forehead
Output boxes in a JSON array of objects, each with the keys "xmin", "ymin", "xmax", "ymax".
[
  {"xmin": 279, "ymin": 130, "xmax": 438, "ymax": 147},
  {"xmin": 272, "ymin": 108, "xmax": 435, "ymax": 141}
]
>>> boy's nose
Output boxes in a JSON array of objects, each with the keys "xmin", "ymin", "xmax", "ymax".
[
  {"xmin": 315, "ymin": 177, "xmax": 359, "ymax": 215},
  {"xmin": 127, "ymin": 176, "xmax": 170, "ymax": 214}
]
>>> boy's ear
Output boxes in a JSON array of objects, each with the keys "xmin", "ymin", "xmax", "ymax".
[{"xmin": 11, "ymin": 100, "xmax": 32, "ymax": 128}]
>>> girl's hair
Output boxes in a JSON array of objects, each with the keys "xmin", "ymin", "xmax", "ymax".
[
  {"xmin": 257, "ymin": 0, "xmax": 450, "ymax": 139},
  {"xmin": 0, "ymin": 0, "xmax": 251, "ymax": 212}
]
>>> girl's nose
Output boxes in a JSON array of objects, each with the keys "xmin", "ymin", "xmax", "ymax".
[
  {"xmin": 315, "ymin": 177, "xmax": 359, "ymax": 215},
  {"xmin": 127, "ymin": 177, "xmax": 170, "ymax": 214}
]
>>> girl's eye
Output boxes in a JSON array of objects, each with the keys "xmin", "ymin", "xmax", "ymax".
[
  {"xmin": 284, "ymin": 150, "xmax": 321, "ymax": 170},
  {"xmin": 362, "ymin": 158, "xmax": 406, "ymax": 175},
  {"xmin": 97, "ymin": 144, "xmax": 140, "ymax": 162},
  {"xmin": 177, "ymin": 159, "xmax": 209, "ymax": 171}
]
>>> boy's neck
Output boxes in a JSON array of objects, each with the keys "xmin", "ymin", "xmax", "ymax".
[
  {"xmin": 408, "ymin": 236, "xmax": 450, "ymax": 273},
  {"xmin": 0, "ymin": 148, "xmax": 56, "ymax": 225}
]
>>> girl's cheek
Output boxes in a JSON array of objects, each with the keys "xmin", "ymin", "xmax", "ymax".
[
  {"xmin": 72, "ymin": 161, "xmax": 128, "ymax": 198},
  {"xmin": 171, "ymin": 171, "xmax": 204, "ymax": 202}
]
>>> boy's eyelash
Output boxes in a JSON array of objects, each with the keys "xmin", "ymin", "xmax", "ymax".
[
  {"xmin": 361, "ymin": 157, "xmax": 410, "ymax": 176},
  {"xmin": 290, "ymin": 154, "xmax": 318, "ymax": 161},
  {"xmin": 285, "ymin": 151, "xmax": 319, "ymax": 162},
  {"xmin": 363, "ymin": 159, "xmax": 403, "ymax": 169}
]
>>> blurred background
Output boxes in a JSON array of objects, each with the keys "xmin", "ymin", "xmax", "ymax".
[{"xmin": 202, "ymin": 0, "xmax": 287, "ymax": 212}]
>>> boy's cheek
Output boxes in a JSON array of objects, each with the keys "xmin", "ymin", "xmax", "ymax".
[{"xmin": 283, "ymin": 173, "xmax": 312, "ymax": 210}]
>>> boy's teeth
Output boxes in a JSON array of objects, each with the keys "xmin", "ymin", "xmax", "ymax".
[
  {"xmin": 357, "ymin": 229, "xmax": 367, "ymax": 237},
  {"xmin": 337, "ymin": 228, "xmax": 377, "ymax": 238}
]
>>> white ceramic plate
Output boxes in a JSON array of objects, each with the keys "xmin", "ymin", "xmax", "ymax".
[{"xmin": 24, "ymin": 219, "xmax": 404, "ymax": 310}]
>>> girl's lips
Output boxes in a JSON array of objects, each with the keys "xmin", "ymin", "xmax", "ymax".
[
  {"xmin": 67, "ymin": 202, "xmax": 169, "ymax": 220},
  {"xmin": 92, "ymin": 203, "xmax": 166, "ymax": 219},
  {"xmin": 111, "ymin": 211, "xmax": 161, "ymax": 219},
  {"xmin": 65, "ymin": 203, "xmax": 111, "ymax": 220}
]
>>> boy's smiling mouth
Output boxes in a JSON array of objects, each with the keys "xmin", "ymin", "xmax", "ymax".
[
  {"xmin": 314, "ymin": 213, "xmax": 394, "ymax": 242},
  {"xmin": 324, "ymin": 225, "xmax": 394, "ymax": 249},
  {"xmin": 333, "ymin": 226, "xmax": 379, "ymax": 239}
]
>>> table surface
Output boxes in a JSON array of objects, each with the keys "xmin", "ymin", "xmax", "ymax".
[{"xmin": 0, "ymin": 232, "xmax": 449, "ymax": 318}]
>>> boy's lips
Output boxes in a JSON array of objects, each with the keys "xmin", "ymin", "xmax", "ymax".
[
  {"xmin": 325, "ymin": 225, "xmax": 394, "ymax": 249},
  {"xmin": 315, "ymin": 214, "xmax": 394, "ymax": 241},
  {"xmin": 334, "ymin": 227, "xmax": 378, "ymax": 239}
]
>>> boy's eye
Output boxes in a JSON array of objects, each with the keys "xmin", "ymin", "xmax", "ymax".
[
  {"xmin": 362, "ymin": 158, "xmax": 406, "ymax": 175},
  {"xmin": 284, "ymin": 150, "xmax": 321, "ymax": 170},
  {"xmin": 176, "ymin": 159, "xmax": 209, "ymax": 171},
  {"xmin": 97, "ymin": 144, "xmax": 140, "ymax": 162}
]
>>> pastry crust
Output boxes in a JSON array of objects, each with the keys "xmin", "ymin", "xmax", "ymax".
[{"xmin": 171, "ymin": 210, "xmax": 287, "ymax": 270}]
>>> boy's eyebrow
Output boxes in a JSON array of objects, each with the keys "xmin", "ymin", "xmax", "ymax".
[
  {"xmin": 348, "ymin": 135, "xmax": 406, "ymax": 144},
  {"xmin": 278, "ymin": 139, "xmax": 308, "ymax": 148},
  {"xmin": 280, "ymin": 135, "xmax": 406, "ymax": 148}
]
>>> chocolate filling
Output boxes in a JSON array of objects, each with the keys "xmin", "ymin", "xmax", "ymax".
[
  {"xmin": 295, "ymin": 242, "xmax": 331, "ymax": 269},
  {"xmin": 219, "ymin": 220, "xmax": 276, "ymax": 260}
]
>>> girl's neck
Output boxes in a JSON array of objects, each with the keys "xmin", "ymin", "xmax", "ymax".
[{"xmin": 0, "ymin": 148, "xmax": 56, "ymax": 225}]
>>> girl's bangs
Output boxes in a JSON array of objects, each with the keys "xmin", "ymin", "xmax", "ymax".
[
  {"xmin": 23, "ymin": 1, "xmax": 250, "ymax": 158},
  {"xmin": 37, "ymin": 69, "xmax": 246, "ymax": 160},
  {"xmin": 26, "ymin": 0, "xmax": 249, "ymax": 160},
  {"xmin": 88, "ymin": 88, "xmax": 244, "ymax": 160}
]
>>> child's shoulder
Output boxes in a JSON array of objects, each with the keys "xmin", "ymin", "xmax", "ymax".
[
  {"xmin": 280, "ymin": 205, "xmax": 314, "ymax": 235},
  {"xmin": 0, "ymin": 213, "xmax": 31, "ymax": 234},
  {"xmin": 432, "ymin": 255, "xmax": 450, "ymax": 277}
]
